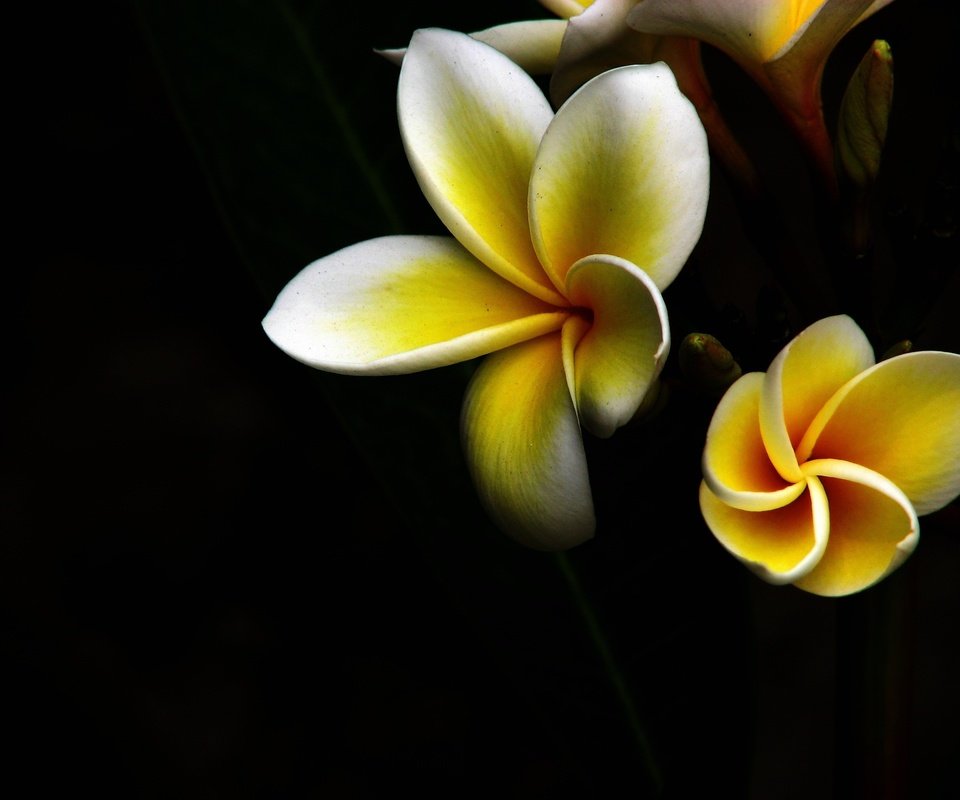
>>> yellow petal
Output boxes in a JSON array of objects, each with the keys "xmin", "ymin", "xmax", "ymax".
[
  {"xmin": 702, "ymin": 372, "xmax": 807, "ymax": 511},
  {"xmin": 768, "ymin": 0, "xmax": 883, "ymax": 62},
  {"xmin": 760, "ymin": 315, "xmax": 874, "ymax": 483},
  {"xmin": 528, "ymin": 63, "xmax": 709, "ymax": 291},
  {"xmin": 462, "ymin": 334, "xmax": 595, "ymax": 550},
  {"xmin": 794, "ymin": 459, "xmax": 918, "ymax": 596},
  {"xmin": 262, "ymin": 236, "xmax": 567, "ymax": 375},
  {"xmin": 399, "ymin": 28, "xmax": 565, "ymax": 306},
  {"xmin": 699, "ymin": 476, "xmax": 828, "ymax": 584},
  {"xmin": 564, "ymin": 255, "xmax": 669, "ymax": 438},
  {"xmin": 802, "ymin": 351, "xmax": 960, "ymax": 516}
]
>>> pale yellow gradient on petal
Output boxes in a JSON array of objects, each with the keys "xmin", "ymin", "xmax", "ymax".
[
  {"xmin": 702, "ymin": 372, "xmax": 807, "ymax": 511},
  {"xmin": 628, "ymin": 0, "xmax": 825, "ymax": 64},
  {"xmin": 529, "ymin": 63, "xmax": 709, "ymax": 292},
  {"xmin": 561, "ymin": 313, "xmax": 591, "ymax": 414},
  {"xmin": 761, "ymin": 315, "xmax": 874, "ymax": 483},
  {"xmin": 399, "ymin": 29, "xmax": 565, "ymax": 305},
  {"xmin": 564, "ymin": 255, "xmax": 668, "ymax": 438},
  {"xmin": 802, "ymin": 351, "xmax": 960, "ymax": 516},
  {"xmin": 261, "ymin": 236, "xmax": 567, "ymax": 375},
  {"xmin": 462, "ymin": 334, "xmax": 595, "ymax": 550},
  {"xmin": 700, "ymin": 476, "xmax": 828, "ymax": 584},
  {"xmin": 794, "ymin": 462, "xmax": 918, "ymax": 596},
  {"xmin": 469, "ymin": 20, "xmax": 568, "ymax": 75}
]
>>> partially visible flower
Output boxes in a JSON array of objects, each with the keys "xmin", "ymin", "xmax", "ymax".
[
  {"xmin": 628, "ymin": 0, "xmax": 895, "ymax": 185},
  {"xmin": 380, "ymin": 0, "xmax": 756, "ymax": 190},
  {"xmin": 551, "ymin": 0, "xmax": 759, "ymax": 190},
  {"xmin": 264, "ymin": 29, "xmax": 710, "ymax": 550},
  {"xmin": 700, "ymin": 315, "xmax": 960, "ymax": 596}
]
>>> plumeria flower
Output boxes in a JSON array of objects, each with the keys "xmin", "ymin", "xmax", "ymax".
[
  {"xmin": 699, "ymin": 315, "xmax": 960, "ymax": 596},
  {"xmin": 627, "ymin": 0, "xmax": 895, "ymax": 185},
  {"xmin": 263, "ymin": 28, "xmax": 709, "ymax": 550}
]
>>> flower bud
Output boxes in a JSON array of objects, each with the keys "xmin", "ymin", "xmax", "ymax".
[
  {"xmin": 679, "ymin": 333, "xmax": 742, "ymax": 396},
  {"xmin": 881, "ymin": 339, "xmax": 912, "ymax": 360},
  {"xmin": 837, "ymin": 40, "xmax": 894, "ymax": 189}
]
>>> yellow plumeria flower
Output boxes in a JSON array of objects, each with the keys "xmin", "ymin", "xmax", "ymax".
[
  {"xmin": 263, "ymin": 28, "xmax": 710, "ymax": 550},
  {"xmin": 700, "ymin": 315, "xmax": 960, "ymax": 596},
  {"xmin": 627, "ymin": 0, "xmax": 894, "ymax": 182}
]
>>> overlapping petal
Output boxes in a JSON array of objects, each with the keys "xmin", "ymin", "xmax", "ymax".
[
  {"xmin": 699, "ymin": 476, "xmax": 829, "ymax": 584},
  {"xmin": 398, "ymin": 28, "xmax": 564, "ymax": 305},
  {"xmin": 468, "ymin": 20, "xmax": 568, "ymax": 74},
  {"xmin": 462, "ymin": 334, "xmax": 595, "ymax": 550},
  {"xmin": 760, "ymin": 314, "xmax": 874, "ymax": 483},
  {"xmin": 794, "ymin": 460, "xmax": 918, "ymax": 596},
  {"xmin": 528, "ymin": 63, "xmax": 709, "ymax": 292},
  {"xmin": 703, "ymin": 372, "xmax": 807, "ymax": 511},
  {"xmin": 261, "ymin": 236, "xmax": 567, "ymax": 375},
  {"xmin": 379, "ymin": 20, "xmax": 567, "ymax": 76},
  {"xmin": 564, "ymin": 255, "xmax": 669, "ymax": 438},
  {"xmin": 802, "ymin": 351, "xmax": 960, "ymax": 515},
  {"xmin": 627, "ymin": 0, "xmax": 816, "ymax": 64},
  {"xmin": 699, "ymin": 314, "xmax": 957, "ymax": 596}
]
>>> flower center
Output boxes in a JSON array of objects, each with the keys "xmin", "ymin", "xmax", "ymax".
[{"xmin": 570, "ymin": 305, "xmax": 594, "ymax": 325}]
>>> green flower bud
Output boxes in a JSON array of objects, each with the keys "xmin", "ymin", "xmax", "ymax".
[
  {"xmin": 837, "ymin": 40, "xmax": 894, "ymax": 189},
  {"xmin": 881, "ymin": 339, "xmax": 913, "ymax": 360},
  {"xmin": 679, "ymin": 333, "xmax": 742, "ymax": 396}
]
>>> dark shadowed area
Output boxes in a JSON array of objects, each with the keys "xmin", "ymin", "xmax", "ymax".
[{"xmin": 6, "ymin": 1, "xmax": 958, "ymax": 797}]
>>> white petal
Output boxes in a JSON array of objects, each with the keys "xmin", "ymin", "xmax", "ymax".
[
  {"xmin": 262, "ymin": 236, "xmax": 567, "ymax": 375},
  {"xmin": 399, "ymin": 28, "xmax": 564, "ymax": 305},
  {"xmin": 529, "ymin": 63, "xmax": 709, "ymax": 291}
]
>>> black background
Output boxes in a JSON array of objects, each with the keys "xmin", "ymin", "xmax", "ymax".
[{"xmin": 8, "ymin": 1, "xmax": 959, "ymax": 797}]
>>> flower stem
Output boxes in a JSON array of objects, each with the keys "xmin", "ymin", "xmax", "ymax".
[
  {"xmin": 554, "ymin": 551, "xmax": 664, "ymax": 794},
  {"xmin": 834, "ymin": 567, "xmax": 916, "ymax": 799}
]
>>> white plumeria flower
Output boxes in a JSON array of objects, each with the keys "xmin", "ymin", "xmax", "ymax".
[
  {"xmin": 627, "ymin": 0, "xmax": 893, "ymax": 109},
  {"xmin": 700, "ymin": 315, "xmax": 960, "ymax": 596},
  {"xmin": 263, "ymin": 29, "xmax": 709, "ymax": 550}
]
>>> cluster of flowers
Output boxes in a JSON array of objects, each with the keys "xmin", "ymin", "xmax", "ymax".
[{"xmin": 263, "ymin": 1, "xmax": 959, "ymax": 596}]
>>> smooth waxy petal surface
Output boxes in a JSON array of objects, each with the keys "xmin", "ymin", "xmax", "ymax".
[
  {"xmin": 462, "ymin": 334, "xmax": 595, "ymax": 550},
  {"xmin": 262, "ymin": 236, "xmax": 567, "ymax": 375},
  {"xmin": 550, "ymin": 0, "xmax": 651, "ymax": 104},
  {"xmin": 760, "ymin": 315, "xmax": 874, "ymax": 483},
  {"xmin": 528, "ymin": 63, "xmax": 709, "ymax": 292},
  {"xmin": 470, "ymin": 20, "xmax": 568, "ymax": 75},
  {"xmin": 803, "ymin": 351, "xmax": 960, "ymax": 515},
  {"xmin": 700, "ymin": 477, "xmax": 828, "ymax": 584},
  {"xmin": 399, "ymin": 29, "xmax": 564, "ymax": 305},
  {"xmin": 628, "ymin": 0, "xmax": 828, "ymax": 64},
  {"xmin": 767, "ymin": 0, "xmax": 883, "ymax": 64},
  {"xmin": 378, "ymin": 20, "xmax": 567, "ymax": 75},
  {"xmin": 703, "ymin": 372, "xmax": 807, "ymax": 511},
  {"xmin": 564, "ymin": 255, "xmax": 669, "ymax": 438},
  {"xmin": 794, "ymin": 460, "xmax": 918, "ymax": 596}
]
